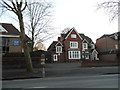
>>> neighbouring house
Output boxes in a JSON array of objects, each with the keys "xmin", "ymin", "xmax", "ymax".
[
  {"xmin": 47, "ymin": 27, "xmax": 99, "ymax": 63},
  {"xmin": 96, "ymin": 32, "xmax": 119, "ymax": 61},
  {"xmin": 0, "ymin": 23, "xmax": 32, "ymax": 54}
]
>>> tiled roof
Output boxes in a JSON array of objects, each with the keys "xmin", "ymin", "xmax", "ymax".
[
  {"xmin": 97, "ymin": 32, "xmax": 120, "ymax": 41},
  {"xmin": 79, "ymin": 33, "xmax": 92, "ymax": 43},
  {"xmin": 0, "ymin": 23, "xmax": 20, "ymax": 35},
  {"xmin": 0, "ymin": 23, "xmax": 32, "ymax": 41},
  {"xmin": 47, "ymin": 41, "xmax": 58, "ymax": 50}
]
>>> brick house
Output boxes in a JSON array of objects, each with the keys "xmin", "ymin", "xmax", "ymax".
[
  {"xmin": 0, "ymin": 23, "xmax": 31, "ymax": 54},
  {"xmin": 47, "ymin": 27, "xmax": 99, "ymax": 63},
  {"xmin": 96, "ymin": 32, "xmax": 119, "ymax": 61}
]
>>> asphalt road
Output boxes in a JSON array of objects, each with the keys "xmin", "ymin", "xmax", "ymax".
[{"xmin": 2, "ymin": 74, "xmax": 119, "ymax": 88}]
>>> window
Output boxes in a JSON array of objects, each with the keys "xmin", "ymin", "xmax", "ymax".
[
  {"xmin": 91, "ymin": 44, "xmax": 95, "ymax": 49},
  {"xmin": 53, "ymin": 54, "xmax": 58, "ymax": 61},
  {"xmin": 2, "ymin": 38, "xmax": 10, "ymax": 46},
  {"xmin": 2, "ymin": 38, "xmax": 10, "ymax": 53},
  {"xmin": 82, "ymin": 43, "xmax": 88, "ymax": 50},
  {"xmin": 56, "ymin": 46, "xmax": 62, "ymax": 53},
  {"xmin": 71, "ymin": 34, "xmax": 76, "ymax": 38},
  {"xmin": 70, "ymin": 42, "xmax": 78, "ymax": 48},
  {"xmin": 115, "ymin": 44, "xmax": 118, "ymax": 49},
  {"xmin": 68, "ymin": 51, "xmax": 80, "ymax": 59}
]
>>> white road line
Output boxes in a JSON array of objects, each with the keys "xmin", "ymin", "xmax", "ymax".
[{"xmin": 32, "ymin": 86, "xmax": 47, "ymax": 88}]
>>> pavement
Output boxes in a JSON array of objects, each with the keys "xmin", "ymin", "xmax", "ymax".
[{"xmin": 2, "ymin": 62, "xmax": 119, "ymax": 80}]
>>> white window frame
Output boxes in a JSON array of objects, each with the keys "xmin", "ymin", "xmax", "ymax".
[
  {"xmin": 70, "ymin": 42, "xmax": 78, "ymax": 48},
  {"xmin": 71, "ymin": 34, "xmax": 76, "ymax": 38},
  {"xmin": 53, "ymin": 54, "xmax": 58, "ymax": 61},
  {"xmin": 82, "ymin": 43, "xmax": 88, "ymax": 50},
  {"xmin": 68, "ymin": 51, "xmax": 81, "ymax": 59},
  {"xmin": 56, "ymin": 46, "xmax": 62, "ymax": 53},
  {"xmin": 115, "ymin": 44, "xmax": 118, "ymax": 49},
  {"xmin": 91, "ymin": 44, "xmax": 95, "ymax": 49}
]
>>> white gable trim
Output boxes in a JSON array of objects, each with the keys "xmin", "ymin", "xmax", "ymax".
[
  {"xmin": 0, "ymin": 25, "xmax": 8, "ymax": 32},
  {"xmin": 0, "ymin": 35, "xmax": 20, "ymax": 38},
  {"xmin": 65, "ymin": 27, "xmax": 83, "ymax": 40},
  {"xmin": 90, "ymin": 41, "xmax": 94, "ymax": 44},
  {"xmin": 55, "ymin": 41, "xmax": 63, "ymax": 47},
  {"xmin": 92, "ymin": 49, "xmax": 98, "ymax": 54},
  {"xmin": 82, "ymin": 39, "xmax": 89, "ymax": 44}
]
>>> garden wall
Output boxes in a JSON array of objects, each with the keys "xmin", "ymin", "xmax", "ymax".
[
  {"xmin": 81, "ymin": 60, "xmax": 118, "ymax": 67},
  {"xmin": 2, "ymin": 50, "xmax": 51, "ymax": 69}
]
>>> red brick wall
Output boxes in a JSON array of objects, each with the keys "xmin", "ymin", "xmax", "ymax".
[
  {"xmin": 49, "ymin": 50, "xmax": 66, "ymax": 63},
  {"xmin": 96, "ymin": 36, "xmax": 118, "ymax": 52},
  {"xmin": 96, "ymin": 36, "xmax": 118, "ymax": 62},
  {"xmin": 64, "ymin": 30, "xmax": 82, "ymax": 62},
  {"xmin": 99, "ymin": 54, "xmax": 118, "ymax": 61},
  {"xmin": 2, "ymin": 56, "xmax": 42, "ymax": 69},
  {"xmin": 81, "ymin": 60, "xmax": 118, "ymax": 67}
]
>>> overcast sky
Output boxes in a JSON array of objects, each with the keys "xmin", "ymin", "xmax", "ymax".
[{"xmin": 0, "ymin": 0, "xmax": 118, "ymax": 49}]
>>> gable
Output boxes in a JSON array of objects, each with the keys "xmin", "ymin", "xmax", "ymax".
[
  {"xmin": 82, "ymin": 39, "xmax": 89, "ymax": 43},
  {"xmin": 47, "ymin": 41, "xmax": 58, "ymax": 50},
  {"xmin": 92, "ymin": 49, "xmax": 98, "ymax": 54},
  {"xmin": 0, "ymin": 23, "xmax": 20, "ymax": 35},
  {"xmin": 90, "ymin": 41, "xmax": 94, "ymax": 44},
  {"xmin": 65, "ymin": 27, "xmax": 82, "ymax": 40},
  {"xmin": 55, "ymin": 41, "xmax": 63, "ymax": 47}
]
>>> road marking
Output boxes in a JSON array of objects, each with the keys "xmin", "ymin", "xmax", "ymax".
[{"xmin": 32, "ymin": 86, "xmax": 47, "ymax": 88}]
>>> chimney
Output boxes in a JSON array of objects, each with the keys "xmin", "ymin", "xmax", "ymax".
[{"xmin": 58, "ymin": 37, "xmax": 60, "ymax": 41}]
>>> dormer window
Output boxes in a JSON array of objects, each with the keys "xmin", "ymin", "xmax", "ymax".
[
  {"xmin": 71, "ymin": 34, "xmax": 76, "ymax": 38},
  {"xmin": 82, "ymin": 43, "xmax": 88, "ymax": 50},
  {"xmin": 56, "ymin": 46, "xmax": 62, "ymax": 53},
  {"xmin": 114, "ymin": 34, "xmax": 118, "ymax": 40},
  {"xmin": 91, "ymin": 44, "xmax": 95, "ymax": 49}
]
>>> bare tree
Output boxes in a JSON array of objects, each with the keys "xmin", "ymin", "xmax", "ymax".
[
  {"xmin": 97, "ymin": 0, "xmax": 120, "ymax": 21},
  {"xmin": 61, "ymin": 27, "xmax": 70, "ymax": 34},
  {"xmin": 25, "ymin": 0, "xmax": 54, "ymax": 51},
  {"xmin": 0, "ymin": 0, "xmax": 34, "ymax": 72}
]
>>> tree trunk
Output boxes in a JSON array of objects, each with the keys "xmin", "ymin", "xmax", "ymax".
[
  {"xmin": 17, "ymin": 11, "xmax": 34, "ymax": 72},
  {"xmin": 31, "ymin": 27, "xmax": 34, "ymax": 51}
]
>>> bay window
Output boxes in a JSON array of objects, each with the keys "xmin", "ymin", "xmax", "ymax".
[{"xmin": 68, "ymin": 51, "xmax": 80, "ymax": 59}]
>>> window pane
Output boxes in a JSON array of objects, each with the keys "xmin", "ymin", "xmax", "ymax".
[
  {"xmin": 70, "ymin": 42, "xmax": 78, "ymax": 48},
  {"xmin": 71, "ymin": 34, "xmax": 76, "ymax": 38},
  {"xmin": 56, "ymin": 46, "xmax": 62, "ymax": 53},
  {"xmin": 69, "ymin": 51, "xmax": 80, "ymax": 59},
  {"xmin": 82, "ymin": 43, "xmax": 88, "ymax": 50}
]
